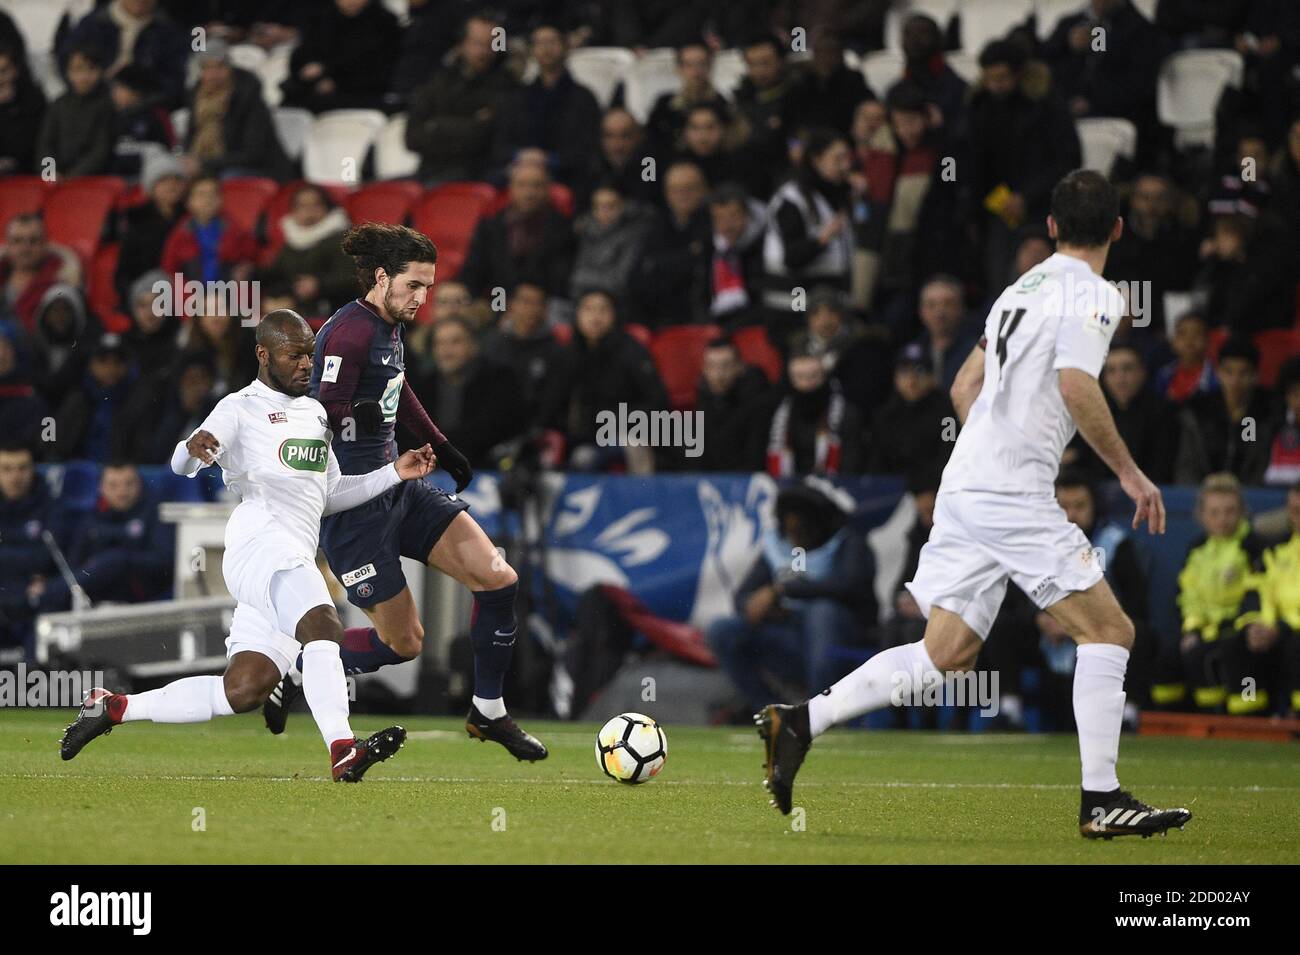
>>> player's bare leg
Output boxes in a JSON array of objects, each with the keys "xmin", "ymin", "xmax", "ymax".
[
  {"xmin": 758, "ymin": 607, "xmax": 981, "ymax": 814},
  {"xmin": 1047, "ymin": 581, "xmax": 1192, "ymax": 838},
  {"xmin": 428, "ymin": 512, "xmax": 547, "ymax": 761}
]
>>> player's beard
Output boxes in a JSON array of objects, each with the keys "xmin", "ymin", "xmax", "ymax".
[
  {"xmin": 383, "ymin": 287, "xmax": 418, "ymax": 325},
  {"xmin": 268, "ymin": 362, "xmax": 308, "ymax": 397}
]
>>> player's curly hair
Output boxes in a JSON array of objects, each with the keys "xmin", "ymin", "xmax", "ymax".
[{"xmin": 340, "ymin": 222, "xmax": 438, "ymax": 292}]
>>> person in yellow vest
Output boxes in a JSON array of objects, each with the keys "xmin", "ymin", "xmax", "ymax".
[
  {"xmin": 1175, "ymin": 473, "xmax": 1267, "ymax": 712},
  {"xmin": 1234, "ymin": 481, "xmax": 1300, "ymax": 716}
]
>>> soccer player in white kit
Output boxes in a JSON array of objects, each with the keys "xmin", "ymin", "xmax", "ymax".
[
  {"xmin": 757, "ymin": 170, "xmax": 1193, "ymax": 839},
  {"xmin": 61, "ymin": 311, "xmax": 438, "ymax": 782}
]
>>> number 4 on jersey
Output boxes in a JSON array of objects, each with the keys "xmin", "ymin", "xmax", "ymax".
[{"xmin": 995, "ymin": 308, "xmax": 1026, "ymax": 383}]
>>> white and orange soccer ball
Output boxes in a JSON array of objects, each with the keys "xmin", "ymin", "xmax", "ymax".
[{"xmin": 595, "ymin": 713, "xmax": 667, "ymax": 784}]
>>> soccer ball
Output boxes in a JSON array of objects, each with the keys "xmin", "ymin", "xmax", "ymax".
[{"xmin": 595, "ymin": 713, "xmax": 667, "ymax": 784}]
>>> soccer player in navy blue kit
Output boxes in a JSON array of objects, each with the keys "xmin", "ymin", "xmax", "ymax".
[{"xmin": 263, "ymin": 222, "xmax": 547, "ymax": 761}]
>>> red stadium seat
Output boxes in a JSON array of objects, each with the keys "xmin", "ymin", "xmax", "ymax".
[
  {"xmin": 1252, "ymin": 329, "xmax": 1300, "ymax": 388},
  {"xmin": 624, "ymin": 322, "xmax": 652, "ymax": 348},
  {"xmin": 0, "ymin": 176, "xmax": 52, "ymax": 232},
  {"xmin": 411, "ymin": 182, "xmax": 497, "ymax": 260},
  {"xmin": 44, "ymin": 182, "xmax": 117, "ymax": 263},
  {"xmin": 345, "ymin": 181, "xmax": 422, "ymax": 225},
  {"xmin": 553, "ymin": 323, "xmax": 573, "ymax": 345},
  {"xmin": 650, "ymin": 324, "xmax": 722, "ymax": 410},
  {"xmin": 1208, "ymin": 327, "xmax": 1229, "ymax": 361},
  {"xmin": 87, "ymin": 243, "xmax": 132, "ymax": 331},
  {"xmin": 732, "ymin": 324, "xmax": 783, "ymax": 383},
  {"xmin": 221, "ymin": 177, "xmax": 279, "ymax": 236},
  {"xmin": 487, "ymin": 182, "xmax": 575, "ymax": 218}
]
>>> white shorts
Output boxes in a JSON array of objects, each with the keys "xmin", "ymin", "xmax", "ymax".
[
  {"xmin": 224, "ymin": 563, "xmax": 334, "ymax": 676},
  {"xmin": 905, "ymin": 489, "xmax": 1104, "ymax": 640}
]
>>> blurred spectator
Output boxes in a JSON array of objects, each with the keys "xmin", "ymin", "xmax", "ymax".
[
  {"xmin": 459, "ymin": 159, "xmax": 575, "ymax": 299},
  {"xmin": 968, "ymin": 40, "xmax": 1080, "ymax": 290},
  {"xmin": 761, "ymin": 129, "xmax": 857, "ymax": 342},
  {"xmin": 406, "ymin": 14, "xmax": 516, "ymax": 183},
  {"xmin": 732, "ymin": 35, "xmax": 799, "ymax": 178},
  {"xmin": 1175, "ymin": 473, "xmax": 1264, "ymax": 712},
  {"xmin": 867, "ymin": 342, "xmax": 955, "ymax": 477},
  {"xmin": 1235, "ymin": 481, "xmax": 1300, "ymax": 716},
  {"xmin": 51, "ymin": 332, "xmax": 138, "ymax": 462},
  {"xmin": 699, "ymin": 183, "xmax": 765, "ymax": 327},
  {"xmin": 405, "ymin": 280, "xmax": 487, "ymax": 367},
  {"xmin": 1262, "ymin": 358, "xmax": 1300, "ymax": 486},
  {"xmin": 1194, "ymin": 213, "xmax": 1295, "ymax": 334},
  {"xmin": 0, "ymin": 322, "xmax": 49, "ymax": 452},
  {"xmin": 27, "ymin": 461, "xmax": 174, "ymax": 611},
  {"xmin": 482, "ymin": 282, "xmax": 564, "ymax": 413},
  {"xmin": 160, "ymin": 176, "xmax": 258, "ymax": 284},
  {"xmin": 911, "ymin": 275, "xmax": 979, "ymax": 394},
  {"xmin": 37, "ymin": 44, "xmax": 114, "ymax": 178},
  {"xmin": 889, "ymin": 13, "xmax": 968, "ymax": 137},
  {"xmin": 0, "ymin": 444, "xmax": 56, "ymax": 653},
  {"xmin": 585, "ymin": 107, "xmax": 660, "ymax": 210},
  {"xmin": 1271, "ymin": 118, "xmax": 1300, "ymax": 245},
  {"xmin": 1228, "ymin": 1, "xmax": 1300, "ymax": 148},
  {"xmin": 181, "ymin": 39, "xmax": 290, "ymax": 180},
  {"xmin": 596, "ymin": 1, "xmax": 709, "ymax": 49},
  {"xmin": 259, "ymin": 184, "xmax": 353, "ymax": 316},
  {"xmin": 0, "ymin": 214, "xmax": 82, "ymax": 334},
  {"xmin": 108, "ymin": 64, "xmax": 171, "ymax": 178},
  {"xmin": 1176, "ymin": 337, "xmax": 1273, "ymax": 484},
  {"xmin": 1207, "ymin": 130, "xmax": 1273, "ymax": 219},
  {"xmin": 693, "ymin": 337, "xmax": 770, "ymax": 471},
  {"xmin": 178, "ymin": 311, "xmax": 258, "ymax": 395},
  {"xmin": 1070, "ymin": 343, "xmax": 1179, "ymax": 484},
  {"xmin": 788, "ymin": 287, "xmax": 861, "ymax": 369},
  {"xmin": 119, "ymin": 352, "xmax": 218, "ymax": 463},
  {"xmin": 281, "ymin": 0, "xmax": 400, "ymax": 112},
  {"xmin": 114, "ymin": 151, "xmax": 187, "ymax": 302},
  {"xmin": 392, "ymin": 0, "xmax": 480, "ymax": 100},
  {"xmin": 630, "ymin": 160, "xmax": 711, "ymax": 326},
  {"xmin": 645, "ymin": 41, "xmax": 729, "ymax": 158},
  {"xmin": 0, "ymin": 44, "xmax": 45, "ymax": 175},
  {"xmin": 570, "ymin": 180, "xmax": 655, "ymax": 308},
  {"xmin": 540, "ymin": 289, "xmax": 668, "ymax": 474},
  {"xmin": 1103, "ymin": 174, "xmax": 1198, "ymax": 333},
  {"xmin": 706, "ymin": 480, "xmax": 877, "ymax": 712},
  {"xmin": 31, "ymin": 283, "xmax": 100, "ymax": 407},
  {"xmin": 787, "ymin": 28, "xmax": 871, "ymax": 136},
  {"xmin": 406, "ymin": 316, "xmax": 525, "ymax": 469},
  {"xmin": 1156, "ymin": 0, "xmax": 1251, "ymax": 48},
  {"xmin": 123, "ymin": 270, "xmax": 181, "ymax": 370},
  {"xmin": 675, "ymin": 102, "xmax": 766, "ymax": 197},
  {"xmin": 61, "ymin": 0, "xmax": 190, "ymax": 108},
  {"xmin": 490, "ymin": 23, "xmax": 602, "ymax": 186},
  {"xmin": 1155, "ymin": 309, "xmax": 1217, "ymax": 402},
  {"xmin": 1044, "ymin": 0, "xmax": 1168, "ymax": 162},
  {"xmin": 765, "ymin": 352, "xmax": 863, "ymax": 477}
]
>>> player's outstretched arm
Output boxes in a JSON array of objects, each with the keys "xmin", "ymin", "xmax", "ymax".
[
  {"xmin": 321, "ymin": 445, "xmax": 435, "ymax": 516},
  {"xmin": 1059, "ymin": 367, "xmax": 1165, "ymax": 534},
  {"xmin": 950, "ymin": 343, "xmax": 985, "ymax": 424}
]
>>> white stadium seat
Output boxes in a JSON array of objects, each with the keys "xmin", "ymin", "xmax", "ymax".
[
  {"xmin": 710, "ymin": 48, "xmax": 747, "ymax": 99},
  {"xmin": 1162, "ymin": 290, "xmax": 1205, "ymax": 337},
  {"xmin": 959, "ymin": 0, "xmax": 1033, "ymax": 56},
  {"xmin": 1033, "ymin": 0, "xmax": 1087, "ymax": 41},
  {"xmin": 566, "ymin": 46, "xmax": 635, "ymax": 109},
  {"xmin": 374, "ymin": 113, "xmax": 420, "ymax": 179},
  {"xmin": 227, "ymin": 43, "xmax": 268, "ymax": 73},
  {"xmin": 1131, "ymin": 0, "xmax": 1157, "ymax": 21},
  {"xmin": 303, "ymin": 109, "xmax": 386, "ymax": 185},
  {"xmin": 272, "ymin": 107, "xmax": 314, "ymax": 161},
  {"xmin": 258, "ymin": 43, "xmax": 294, "ymax": 108},
  {"xmin": 623, "ymin": 48, "xmax": 680, "ymax": 123},
  {"xmin": 860, "ymin": 50, "xmax": 905, "ymax": 99},
  {"xmin": 945, "ymin": 50, "xmax": 980, "ymax": 84},
  {"xmin": 1075, "ymin": 117, "xmax": 1137, "ymax": 176},
  {"xmin": 171, "ymin": 107, "xmax": 189, "ymax": 144},
  {"xmin": 27, "ymin": 49, "xmax": 64, "ymax": 99},
  {"xmin": 2, "ymin": 0, "xmax": 68, "ymax": 53},
  {"xmin": 1157, "ymin": 49, "xmax": 1243, "ymax": 149},
  {"xmin": 884, "ymin": 0, "xmax": 958, "ymax": 51}
]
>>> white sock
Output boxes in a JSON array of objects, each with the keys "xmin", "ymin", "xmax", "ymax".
[
  {"xmin": 1074, "ymin": 643, "xmax": 1129, "ymax": 792},
  {"xmin": 808, "ymin": 639, "xmax": 939, "ymax": 737},
  {"xmin": 122, "ymin": 676, "xmax": 235, "ymax": 723},
  {"xmin": 301, "ymin": 640, "xmax": 354, "ymax": 750},
  {"xmin": 473, "ymin": 695, "xmax": 507, "ymax": 719}
]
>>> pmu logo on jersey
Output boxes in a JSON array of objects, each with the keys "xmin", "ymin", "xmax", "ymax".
[
  {"xmin": 49, "ymin": 885, "xmax": 151, "ymax": 935},
  {"xmin": 279, "ymin": 438, "xmax": 329, "ymax": 472}
]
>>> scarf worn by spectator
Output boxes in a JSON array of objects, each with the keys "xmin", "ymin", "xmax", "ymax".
[
  {"xmin": 107, "ymin": 0, "xmax": 150, "ymax": 74},
  {"xmin": 191, "ymin": 78, "xmax": 232, "ymax": 161},
  {"xmin": 766, "ymin": 384, "xmax": 845, "ymax": 477}
]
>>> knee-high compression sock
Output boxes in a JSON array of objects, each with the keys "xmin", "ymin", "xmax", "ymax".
[
  {"xmin": 807, "ymin": 639, "xmax": 940, "ymax": 737},
  {"xmin": 120, "ymin": 676, "xmax": 235, "ymax": 723},
  {"xmin": 294, "ymin": 628, "xmax": 410, "ymax": 677},
  {"xmin": 300, "ymin": 640, "xmax": 354, "ymax": 751},
  {"xmin": 469, "ymin": 582, "xmax": 518, "ymax": 711},
  {"xmin": 1074, "ymin": 643, "xmax": 1129, "ymax": 792}
]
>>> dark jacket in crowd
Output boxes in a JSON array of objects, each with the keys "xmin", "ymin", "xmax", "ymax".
[
  {"xmin": 51, "ymin": 366, "xmax": 140, "ymax": 463},
  {"xmin": 482, "ymin": 324, "xmax": 567, "ymax": 414},
  {"xmin": 541, "ymin": 329, "xmax": 669, "ymax": 447},
  {"xmin": 458, "ymin": 205, "xmax": 575, "ymax": 299},
  {"xmin": 110, "ymin": 101, "xmax": 173, "ymax": 178},
  {"xmin": 37, "ymin": 80, "xmax": 114, "ymax": 177},
  {"xmin": 490, "ymin": 70, "xmax": 602, "ymax": 186},
  {"xmin": 1071, "ymin": 387, "xmax": 1181, "ymax": 484},
  {"xmin": 0, "ymin": 322, "xmax": 50, "ymax": 452},
  {"xmin": 0, "ymin": 472, "xmax": 59, "ymax": 606},
  {"xmin": 184, "ymin": 67, "xmax": 291, "ymax": 180},
  {"xmin": 787, "ymin": 60, "xmax": 872, "ymax": 136},
  {"xmin": 115, "ymin": 201, "xmax": 183, "ymax": 305},
  {"xmin": 282, "ymin": 0, "xmax": 401, "ymax": 111},
  {"xmin": 31, "ymin": 283, "xmax": 101, "ymax": 408},
  {"xmin": 0, "ymin": 65, "xmax": 45, "ymax": 175},
  {"xmin": 868, "ymin": 388, "xmax": 956, "ymax": 477},
  {"xmin": 629, "ymin": 205, "xmax": 712, "ymax": 327},
  {"xmin": 406, "ymin": 55, "xmax": 518, "ymax": 181},
  {"xmin": 1175, "ymin": 388, "xmax": 1276, "ymax": 485},
  {"xmin": 61, "ymin": 5, "xmax": 190, "ymax": 106},
  {"xmin": 693, "ymin": 365, "xmax": 771, "ymax": 471},
  {"xmin": 406, "ymin": 357, "xmax": 526, "ymax": 469}
]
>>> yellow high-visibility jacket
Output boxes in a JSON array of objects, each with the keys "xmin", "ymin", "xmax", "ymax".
[
  {"xmin": 1177, "ymin": 519, "xmax": 1263, "ymax": 640},
  {"xmin": 1236, "ymin": 533, "xmax": 1300, "ymax": 631}
]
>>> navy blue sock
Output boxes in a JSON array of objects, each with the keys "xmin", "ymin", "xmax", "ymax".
[
  {"xmin": 294, "ymin": 628, "xmax": 409, "ymax": 676},
  {"xmin": 469, "ymin": 582, "xmax": 518, "ymax": 699}
]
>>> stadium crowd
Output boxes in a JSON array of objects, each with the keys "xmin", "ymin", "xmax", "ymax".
[{"xmin": 2, "ymin": 0, "xmax": 1300, "ymax": 722}]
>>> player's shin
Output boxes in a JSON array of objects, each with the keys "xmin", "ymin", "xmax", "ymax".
[
  {"xmin": 469, "ymin": 582, "xmax": 518, "ymax": 716},
  {"xmin": 300, "ymin": 639, "xmax": 354, "ymax": 749},
  {"xmin": 294, "ymin": 627, "xmax": 410, "ymax": 677},
  {"xmin": 807, "ymin": 639, "xmax": 939, "ymax": 737},
  {"xmin": 120, "ymin": 676, "xmax": 236, "ymax": 723},
  {"xmin": 1074, "ymin": 643, "xmax": 1129, "ymax": 792}
]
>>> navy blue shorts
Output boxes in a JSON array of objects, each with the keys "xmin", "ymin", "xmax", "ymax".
[{"xmin": 320, "ymin": 478, "xmax": 470, "ymax": 609}]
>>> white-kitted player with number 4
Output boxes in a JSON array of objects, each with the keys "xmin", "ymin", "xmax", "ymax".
[
  {"xmin": 757, "ymin": 170, "xmax": 1193, "ymax": 840},
  {"xmin": 61, "ymin": 310, "xmax": 438, "ymax": 782}
]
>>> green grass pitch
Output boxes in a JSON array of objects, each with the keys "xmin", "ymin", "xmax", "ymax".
[{"xmin": 2, "ymin": 710, "xmax": 1296, "ymax": 863}]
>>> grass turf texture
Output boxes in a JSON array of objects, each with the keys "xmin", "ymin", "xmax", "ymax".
[{"xmin": 2, "ymin": 710, "xmax": 1296, "ymax": 863}]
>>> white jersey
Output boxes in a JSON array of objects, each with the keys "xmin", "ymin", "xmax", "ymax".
[{"xmin": 942, "ymin": 252, "xmax": 1124, "ymax": 495}]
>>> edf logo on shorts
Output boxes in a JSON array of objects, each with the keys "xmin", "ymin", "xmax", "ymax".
[
  {"xmin": 341, "ymin": 563, "xmax": 376, "ymax": 586},
  {"xmin": 279, "ymin": 438, "xmax": 328, "ymax": 472}
]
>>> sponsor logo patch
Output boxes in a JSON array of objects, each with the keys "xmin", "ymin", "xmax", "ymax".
[
  {"xmin": 279, "ymin": 438, "xmax": 328, "ymax": 472},
  {"xmin": 340, "ymin": 563, "xmax": 377, "ymax": 587},
  {"xmin": 268, "ymin": 411, "xmax": 288, "ymax": 424},
  {"xmin": 322, "ymin": 355, "xmax": 342, "ymax": 383},
  {"xmin": 357, "ymin": 582, "xmax": 374, "ymax": 598}
]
